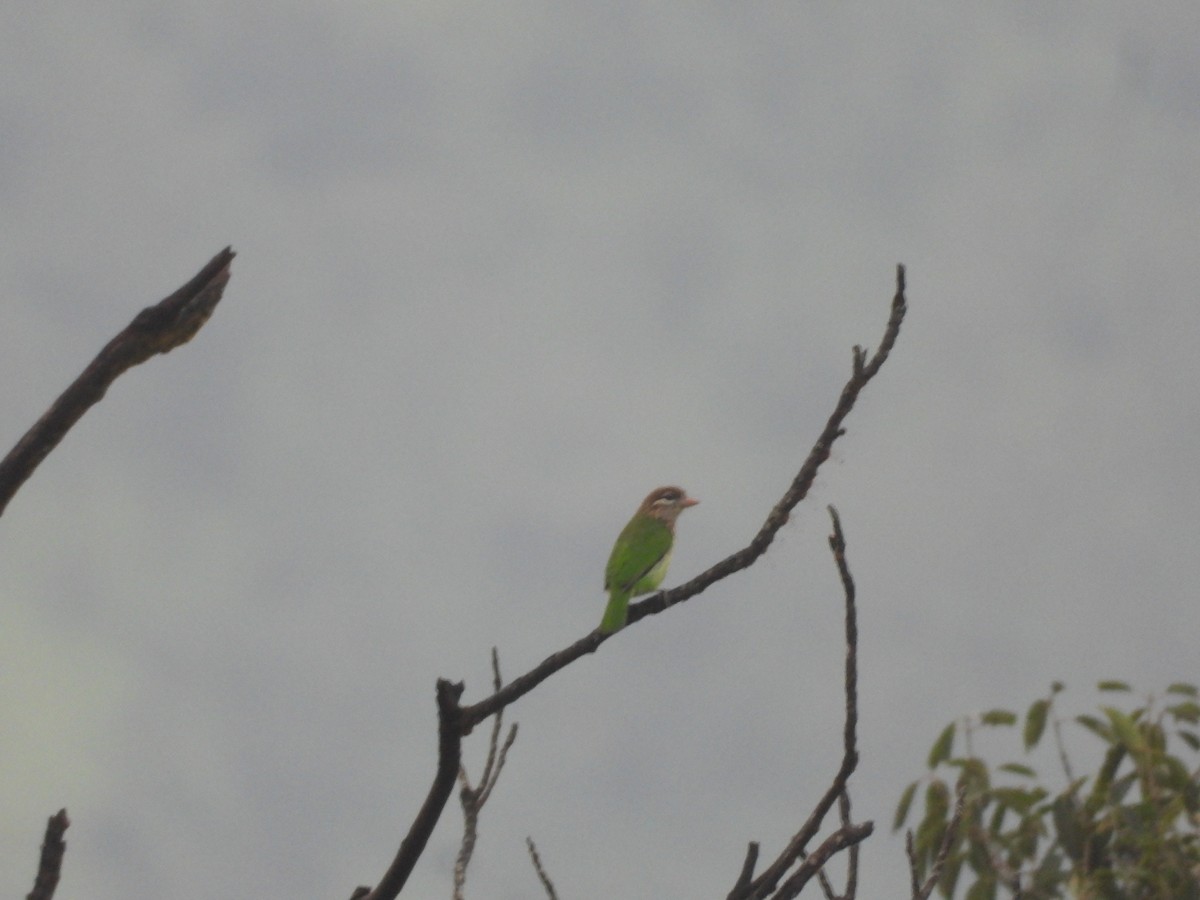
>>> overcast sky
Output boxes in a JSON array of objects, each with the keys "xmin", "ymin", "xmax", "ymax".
[{"xmin": 3, "ymin": 4, "xmax": 1198, "ymax": 898}]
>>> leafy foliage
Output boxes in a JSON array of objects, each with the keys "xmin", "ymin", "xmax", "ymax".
[{"xmin": 895, "ymin": 682, "xmax": 1200, "ymax": 898}]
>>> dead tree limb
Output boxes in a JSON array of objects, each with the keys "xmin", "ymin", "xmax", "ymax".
[
  {"xmin": 353, "ymin": 679, "xmax": 465, "ymax": 900},
  {"xmin": 460, "ymin": 266, "xmax": 907, "ymax": 735},
  {"xmin": 26, "ymin": 809, "xmax": 69, "ymax": 900},
  {"xmin": 354, "ymin": 268, "xmax": 905, "ymax": 895},
  {"xmin": 0, "ymin": 247, "xmax": 235, "ymax": 518},
  {"xmin": 453, "ymin": 649, "xmax": 519, "ymax": 899},
  {"xmin": 13, "ymin": 250, "xmax": 234, "ymax": 889},
  {"xmin": 726, "ymin": 505, "xmax": 873, "ymax": 899},
  {"xmin": 526, "ymin": 837, "xmax": 559, "ymax": 900}
]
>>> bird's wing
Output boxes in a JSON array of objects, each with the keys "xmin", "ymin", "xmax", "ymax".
[{"xmin": 605, "ymin": 516, "xmax": 672, "ymax": 593}]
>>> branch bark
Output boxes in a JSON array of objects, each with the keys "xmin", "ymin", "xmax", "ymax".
[
  {"xmin": 908, "ymin": 781, "xmax": 967, "ymax": 899},
  {"xmin": 461, "ymin": 266, "xmax": 907, "ymax": 734},
  {"xmin": 358, "ymin": 269, "xmax": 905, "ymax": 896},
  {"xmin": 526, "ymin": 837, "xmax": 560, "ymax": 900},
  {"xmin": 355, "ymin": 679, "xmax": 465, "ymax": 900},
  {"xmin": 727, "ymin": 505, "xmax": 872, "ymax": 899},
  {"xmin": 453, "ymin": 649, "xmax": 518, "ymax": 899},
  {"xmin": 0, "ymin": 247, "xmax": 235, "ymax": 518},
  {"xmin": 26, "ymin": 809, "xmax": 69, "ymax": 900}
]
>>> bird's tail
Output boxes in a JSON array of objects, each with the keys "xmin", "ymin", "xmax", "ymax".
[{"xmin": 599, "ymin": 591, "xmax": 630, "ymax": 634}]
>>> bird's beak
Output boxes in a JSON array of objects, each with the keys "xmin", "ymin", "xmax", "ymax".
[{"xmin": 682, "ymin": 496, "xmax": 699, "ymax": 507}]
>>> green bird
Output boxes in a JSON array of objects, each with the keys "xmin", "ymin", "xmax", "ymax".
[{"xmin": 601, "ymin": 486, "xmax": 698, "ymax": 634}]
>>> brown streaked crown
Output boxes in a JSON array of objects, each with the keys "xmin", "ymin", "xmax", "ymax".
[{"xmin": 637, "ymin": 485, "xmax": 699, "ymax": 525}]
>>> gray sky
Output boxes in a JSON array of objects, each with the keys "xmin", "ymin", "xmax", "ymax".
[{"xmin": 3, "ymin": 4, "xmax": 1198, "ymax": 898}]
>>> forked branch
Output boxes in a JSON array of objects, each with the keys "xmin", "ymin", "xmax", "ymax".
[
  {"xmin": 460, "ymin": 266, "xmax": 907, "ymax": 734},
  {"xmin": 453, "ymin": 649, "xmax": 519, "ymax": 899},
  {"xmin": 357, "ymin": 269, "xmax": 905, "ymax": 897},
  {"xmin": 726, "ymin": 506, "xmax": 872, "ymax": 899},
  {"xmin": 352, "ymin": 679, "xmax": 465, "ymax": 900}
]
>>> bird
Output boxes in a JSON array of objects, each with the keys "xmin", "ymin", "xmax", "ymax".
[{"xmin": 601, "ymin": 486, "xmax": 698, "ymax": 634}]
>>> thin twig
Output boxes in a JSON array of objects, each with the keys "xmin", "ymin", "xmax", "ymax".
[
  {"xmin": 526, "ymin": 837, "xmax": 559, "ymax": 900},
  {"xmin": 26, "ymin": 809, "xmax": 69, "ymax": 900},
  {"xmin": 813, "ymin": 791, "xmax": 858, "ymax": 899},
  {"xmin": 840, "ymin": 791, "xmax": 859, "ymax": 899},
  {"xmin": 355, "ymin": 679, "xmax": 465, "ymax": 900},
  {"xmin": 731, "ymin": 843, "xmax": 760, "ymax": 896},
  {"xmin": 453, "ymin": 650, "xmax": 519, "ymax": 899},
  {"xmin": 972, "ymin": 821, "xmax": 1024, "ymax": 898},
  {"xmin": 727, "ymin": 504, "xmax": 873, "ymax": 900},
  {"xmin": 905, "ymin": 830, "xmax": 921, "ymax": 898},
  {"xmin": 461, "ymin": 266, "xmax": 907, "ymax": 735},
  {"xmin": 0, "ymin": 247, "xmax": 235, "ymax": 518},
  {"xmin": 359, "ymin": 270, "xmax": 907, "ymax": 897},
  {"xmin": 771, "ymin": 824, "xmax": 874, "ymax": 900},
  {"xmin": 909, "ymin": 781, "xmax": 967, "ymax": 900}
]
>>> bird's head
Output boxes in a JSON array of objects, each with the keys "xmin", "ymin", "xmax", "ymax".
[{"xmin": 638, "ymin": 486, "xmax": 699, "ymax": 524}]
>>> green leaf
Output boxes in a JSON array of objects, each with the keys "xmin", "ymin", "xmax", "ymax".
[
  {"xmin": 966, "ymin": 835, "xmax": 991, "ymax": 874},
  {"xmin": 1033, "ymin": 849, "xmax": 1068, "ymax": 895},
  {"xmin": 1053, "ymin": 794, "xmax": 1083, "ymax": 861},
  {"xmin": 1177, "ymin": 729, "xmax": 1200, "ymax": 752},
  {"xmin": 992, "ymin": 786, "xmax": 1041, "ymax": 813},
  {"xmin": 1145, "ymin": 721, "xmax": 1167, "ymax": 753},
  {"xmin": 965, "ymin": 873, "xmax": 997, "ymax": 900},
  {"xmin": 1087, "ymin": 744, "xmax": 1126, "ymax": 814},
  {"xmin": 926, "ymin": 779, "xmax": 952, "ymax": 820},
  {"xmin": 1168, "ymin": 701, "xmax": 1200, "ymax": 724},
  {"xmin": 938, "ymin": 851, "xmax": 964, "ymax": 899},
  {"xmin": 987, "ymin": 800, "xmax": 1008, "ymax": 833},
  {"xmin": 894, "ymin": 781, "xmax": 918, "ymax": 831},
  {"xmin": 1163, "ymin": 754, "xmax": 1193, "ymax": 793},
  {"xmin": 1103, "ymin": 706, "xmax": 1143, "ymax": 751},
  {"xmin": 913, "ymin": 780, "xmax": 951, "ymax": 870},
  {"xmin": 1085, "ymin": 829, "xmax": 1111, "ymax": 876},
  {"xmin": 1098, "ymin": 680, "xmax": 1132, "ymax": 692},
  {"xmin": 1109, "ymin": 771, "xmax": 1136, "ymax": 804},
  {"xmin": 959, "ymin": 756, "xmax": 990, "ymax": 793},
  {"xmin": 914, "ymin": 816, "xmax": 946, "ymax": 868},
  {"xmin": 1183, "ymin": 776, "xmax": 1200, "ymax": 815},
  {"xmin": 1014, "ymin": 813, "xmax": 1045, "ymax": 860},
  {"xmin": 1076, "ymin": 714, "xmax": 1113, "ymax": 742},
  {"xmin": 1166, "ymin": 682, "xmax": 1198, "ymax": 697},
  {"xmin": 999, "ymin": 762, "xmax": 1037, "ymax": 778},
  {"xmin": 1025, "ymin": 699, "xmax": 1050, "ymax": 750},
  {"xmin": 929, "ymin": 722, "xmax": 956, "ymax": 768},
  {"xmin": 981, "ymin": 709, "xmax": 1017, "ymax": 727}
]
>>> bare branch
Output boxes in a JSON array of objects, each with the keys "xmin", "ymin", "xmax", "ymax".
[
  {"xmin": 526, "ymin": 837, "xmax": 559, "ymax": 900},
  {"xmin": 472, "ymin": 652, "xmax": 519, "ymax": 811},
  {"xmin": 356, "ymin": 679, "xmax": 465, "ymax": 900},
  {"xmin": 909, "ymin": 780, "xmax": 967, "ymax": 900},
  {"xmin": 454, "ymin": 651, "xmax": 519, "ymax": 899},
  {"xmin": 0, "ymin": 247, "xmax": 235, "ymax": 518},
  {"xmin": 461, "ymin": 267, "xmax": 907, "ymax": 734},
  {"xmin": 26, "ymin": 809, "xmax": 69, "ymax": 900},
  {"xmin": 354, "ymin": 271, "xmax": 906, "ymax": 896},
  {"xmin": 729, "ymin": 505, "xmax": 871, "ymax": 899},
  {"xmin": 770, "ymin": 824, "xmax": 874, "ymax": 900},
  {"xmin": 814, "ymin": 792, "xmax": 859, "ymax": 900},
  {"xmin": 731, "ymin": 843, "xmax": 760, "ymax": 897},
  {"xmin": 839, "ymin": 791, "xmax": 859, "ymax": 900},
  {"xmin": 960, "ymin": 811, "xmax": 1024, "ymax": 898},
  {"xmin": 906, "ymin": 831, "xmax": 921, "ymax": 899}
]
